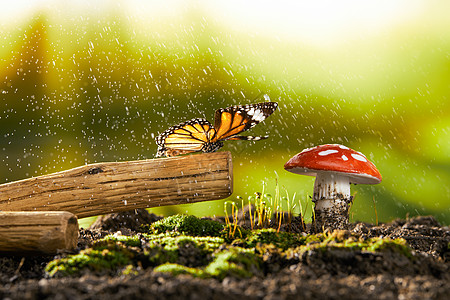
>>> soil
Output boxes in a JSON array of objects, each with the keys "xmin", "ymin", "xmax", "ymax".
[{"xmin": 0, "ymin": 210, "xmax": 449, "ymax": 300}]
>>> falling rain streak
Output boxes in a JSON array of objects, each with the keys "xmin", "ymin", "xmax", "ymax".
[{"xmin": 0, "ymin": 1, "xmax": 449, "ymax": 223}]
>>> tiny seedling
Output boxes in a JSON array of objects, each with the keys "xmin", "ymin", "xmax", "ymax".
[
  {"xmin": 224, "ymin": 179, "xmax": 307, "ymax": 234},
  {"xmin": 224, "ymin": 201, "xmax": 244, "ymax": 239}
]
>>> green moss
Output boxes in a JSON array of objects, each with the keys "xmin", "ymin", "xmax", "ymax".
[
  {"xmin": 290, "ymin": 231, "xmax": 412, "ymax": 258},
  {"xmin": 205, "ymin": 248, "xmax": 262, "ymax": 280},
  {"xmin": 240, "ymin": 228, "xmax": 303, "ymax": 251},
  {"xmin": 46, "ymin": 217, "xmax": 414, "ymax": 279},
  {"xmin": 364, "ymin": 237, "xmax": 412, "ymax": 258},
  {"xmin": 45, "ymin": 247, "xmax": 132, "ymax": 277},
  {"xmin": 144, "ymin": 214, "xmax": 224, "ymax": 237},
  {"xmin": 100, "ymin": 234, "xmax": 142, "ymax": 247},
  {"xmin": 45, "ymin": 235, "xmax": 141, "ymax": 277},
  {"xmin": 121, "ymin": 264, "xmax": 139, "ymax": 276},
  {"xmin": 146, "ymin": 243, "xmax": 179, "ymax": 265},
  {"xmin": 154, "ymin": 248, "xmax": 262, "ymax": 280},
  {"xmin": 221, "ymin": 224, "xmax": 250, "ymax": 243},
  {"xmin": 154, "ymin": 263, "xmax": 206, "ymax": 278},
  {"xmin": 153, "ymin": 248, "xmax": 262, "ymax": 280},
  {"xmin": 303, "ymin": 233, "xmax": 323, "ymax": 244},
  {"xmin": 145, "ymin": 234, "xmax": 224, "ymax": 266},
  {"xmin": 144, "ymin": 234, "xmax": 224, "ymax": 254}
]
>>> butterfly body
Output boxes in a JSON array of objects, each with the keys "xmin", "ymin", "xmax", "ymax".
[{"xmin": 155, "ymin": 101, "xmax": 278, "ymax": 157}]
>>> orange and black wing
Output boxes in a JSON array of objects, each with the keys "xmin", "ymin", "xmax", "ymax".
[
  {"xmin": 212, "ymin": 101, "xmax": 278, "ymax": 142},
  {"xmin": 155, "ymin": 118, "xmax": 216, "ymax": 157}
]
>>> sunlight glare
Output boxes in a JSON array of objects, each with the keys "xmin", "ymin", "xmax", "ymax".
[{"xmin": 205, "ymin": 0, "xmax": 424, "ymax": 45}]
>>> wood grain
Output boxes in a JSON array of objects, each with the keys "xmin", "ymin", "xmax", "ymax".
[
  {"xmin": 0, "ymin": 211, "xmax": 78, "ymax": 254},
  {"xmin": 0, "ymin": 152, "xmax": 233, "ymax": 218}
]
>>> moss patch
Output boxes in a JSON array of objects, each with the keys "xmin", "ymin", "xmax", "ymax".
[
  {"xmin": 155, "ymin": 248, "xmax": 262, "ymax": 280},
  {"xmin": 142, "ymin": 214, "xmax": 224, "ymax": 237},
  {"xmin": 205, "ymin": 248, "xmax": 262, "ymax": 280},
  {"xmin": 154, "ymin": 263, "xmax": 206, "ymax": 278},
  {"xmin": 290, "ymin": 230, "xmax": 412, "ymax": 258},
  {"xmin": 239, "ymin": 228, "xmax": 303, "ymax": 251},
  {"xmin": 46, "ymin": 216, "xmax": 414, "ymax": 279},
  {"xmin": 45, "ymin": 240, "xmax": 134, "ymax": 277},
  {"xmin": 145, "ymin": 234, "xmax": 224, "ymax": 266}
]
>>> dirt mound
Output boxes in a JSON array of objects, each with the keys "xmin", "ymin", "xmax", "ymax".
[{"xmin": 0, "ymin": 213, "xmax": 448, "ymax": 300}]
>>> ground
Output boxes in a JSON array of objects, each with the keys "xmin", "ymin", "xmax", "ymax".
[{"xmin": 0, "ymin": 210, "xmax": 448, "ymax": 300}]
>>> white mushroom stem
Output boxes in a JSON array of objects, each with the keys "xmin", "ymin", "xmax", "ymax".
[
  {"xmin": 312, "ymin": 172, "xmax": 352, "ymax": 231},
  {"xmin": 313, "ymin": 172, "xmax": 351, "ymax": 203}
]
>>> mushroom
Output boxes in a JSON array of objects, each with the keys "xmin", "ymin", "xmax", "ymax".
[{"xmin": 284, "ymin": 144, "xmax": 382, "ymax": 231}]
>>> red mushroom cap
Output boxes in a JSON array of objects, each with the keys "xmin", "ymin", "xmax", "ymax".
[{"xmin": 284, "ymin": 144, "xmax": 382, "ymax": 184}]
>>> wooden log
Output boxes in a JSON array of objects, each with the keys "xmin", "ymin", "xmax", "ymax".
[
  {"xmin": 0, "ymin": 211, "xmax": 78, "ymax": 254},
  {"xmin": 0, "ymin": 152, "xmax": 233, "ymax": 218}
]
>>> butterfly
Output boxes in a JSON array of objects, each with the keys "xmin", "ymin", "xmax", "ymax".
[{"xmin": 155, "ymin": 100, "xmax": 278, "ymax": 157}]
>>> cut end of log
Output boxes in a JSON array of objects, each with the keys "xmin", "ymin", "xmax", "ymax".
[
  {"xmin": 0, "ymin": 211, "xmax": 79, "ymax": 255},
  {"xmin": 63, "ymin": 215, "xmax": 80, "ymax": 250}
]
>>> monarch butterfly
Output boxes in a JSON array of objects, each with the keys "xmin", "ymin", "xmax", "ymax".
[{"xmin": 155, "ymin": 100, "xmax": 278, "ymax": 157}]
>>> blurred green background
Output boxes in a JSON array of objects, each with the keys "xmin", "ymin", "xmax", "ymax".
[{"xmin": 1, "ymin": 0, "xmax": 449, "ymax": 225}]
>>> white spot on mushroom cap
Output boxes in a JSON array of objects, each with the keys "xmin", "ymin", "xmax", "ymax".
[
  {"xmin": 338, "ymin": 145, "xmax": 349, "ymax": 150},
  {"xmin": 351, "ymin": 153, "xmax": 367, "ymax": 162},
  {"xmin": 342, "ymin": 154, "xmax": 348, "ymax": 161},
  {"xmin": 318, "ymin": 149, "xmax": 339, "ymax": 156}
]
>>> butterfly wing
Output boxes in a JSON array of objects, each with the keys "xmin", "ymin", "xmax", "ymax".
[
  {"xmin": 155, "ymin": 118, "xmax": 216, "ymax": 157},
  {"xmin": 226, "ymin": 135, "xmax": 268, "ymax": 141},
  {"xmin": 155, "ymin": 100, "xmax": 278, "ymax": 157},
  {"xmin": 212, "ymin": 102, "xmax": 278, "ymax": 141}
]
